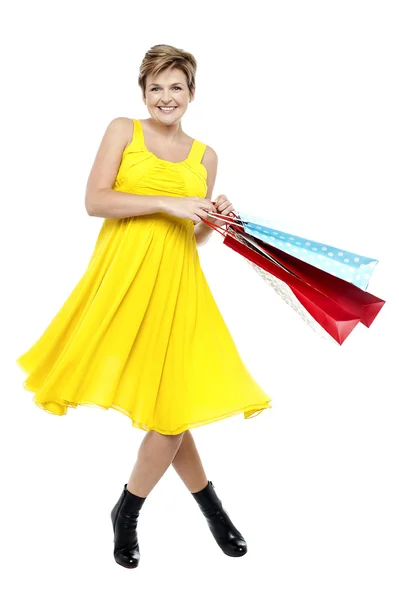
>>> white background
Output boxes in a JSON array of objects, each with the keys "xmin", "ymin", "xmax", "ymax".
[{"xmin": 2, "ymin": 0, "xmax": 398, "ymax": 598}]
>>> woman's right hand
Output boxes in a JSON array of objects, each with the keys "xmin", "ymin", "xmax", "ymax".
[{"xmin": 165, "ymin": 196, "xmax": 215, "ymax": 224}]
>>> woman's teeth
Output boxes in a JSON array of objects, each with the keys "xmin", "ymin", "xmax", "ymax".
[{"xmin": 158, "ymin": 107, "xmax": 176, "ymax": 112}]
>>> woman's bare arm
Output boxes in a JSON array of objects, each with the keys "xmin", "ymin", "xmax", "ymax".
[
  {"xmin": 194, "ymin": 146, "xmax": 218, "ymax": 246},
  {"xmin": 85, "ymin": 117, "xmax": 174, "ymax": 219}
]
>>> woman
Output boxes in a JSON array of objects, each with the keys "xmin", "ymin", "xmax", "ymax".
[{"xmin": 16, "ymin": 44, "xmax": 272, "ymax": 568}]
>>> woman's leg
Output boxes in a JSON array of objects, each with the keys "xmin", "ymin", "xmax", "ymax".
[
  {"xmin": 171, "ymin": 430, "xmax": 208, "ymax": 493},
  {"xmin": 127, "ymin": 431, "xmax": 185, "ymax": 497},
  {"xmin": 171, "ymin": 430, "xmax": 247, "ymax": 557}
]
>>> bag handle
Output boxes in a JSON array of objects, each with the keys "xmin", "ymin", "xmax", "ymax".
[
  {"xmin": 201, "ymin": 212, "xmax": 299, "ymax": 276},
  {"xmin": 200, "ymin": 210, "xmax": 245, "ymax": 239}
]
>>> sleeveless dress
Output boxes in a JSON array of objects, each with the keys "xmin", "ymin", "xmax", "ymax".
[{"xmin": 16, "ymin": 118, "xmax": 272, "ymax": 434}]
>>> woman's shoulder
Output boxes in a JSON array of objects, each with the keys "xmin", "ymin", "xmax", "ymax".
[
  {"xmin": 104, "ymin": 116, "xmax": 134, "ymax": 140},
  {"xmin": 201, "ymin": 144, "xmax": 218, "ymax": 170},
  {"xmin": 106, "ymin": 116, "xmax": 134, "ymax": 130},
  {"xmin": 104, "ymin": 117, "xmax": 136, "ymax": 151}
]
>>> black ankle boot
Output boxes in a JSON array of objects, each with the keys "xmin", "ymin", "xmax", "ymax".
[
  {"xmin": 110, "ymin": 484, "xmax": 147, "ymax": 568},
  {"xmin": 191, "ymin": 480, "xmax": 247, "ymax": 557}
]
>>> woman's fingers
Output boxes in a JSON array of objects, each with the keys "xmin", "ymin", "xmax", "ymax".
[
  {"xmin": 214, "ymin": 195, "xmax": 236, "ymax": 217},
  {"xmin": 220, "ymin": 205, "xmax": 234, "ymax": 215},
  {"xmin": 216, "ymin": 200, "xmax": 232, "ymax": 211}
]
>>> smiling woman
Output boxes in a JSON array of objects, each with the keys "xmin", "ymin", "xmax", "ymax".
[{"xmin": 16, "ymin": 43, "xmax": 272, "ymax": 569}]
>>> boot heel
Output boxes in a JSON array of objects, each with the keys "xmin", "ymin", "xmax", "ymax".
[{"xmin": 111, "ymin": 483, "xmax": 147, "ymax": 568}]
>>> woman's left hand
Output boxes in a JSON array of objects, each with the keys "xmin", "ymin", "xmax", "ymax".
[{"xmin": 208, "ymin": 195, "xmax": 236, "ymax": 228}]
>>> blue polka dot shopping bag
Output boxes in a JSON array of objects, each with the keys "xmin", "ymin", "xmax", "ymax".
[
  {"xmin": 236, "ymin": 212, "xmax": 377, "ymax": 292},
  {"xmin": 202, "ymin": 209, "xmax": 385, "ymax": 345}
]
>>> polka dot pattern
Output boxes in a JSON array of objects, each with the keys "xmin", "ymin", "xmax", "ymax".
[{"xmin": 238, "ymin": 211, "xmax": 379, "ymax": 291}]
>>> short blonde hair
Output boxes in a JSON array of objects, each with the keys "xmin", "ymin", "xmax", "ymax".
[{"xmin": 138, "ymin": 44, "xmax": 197, "ymax": 101}]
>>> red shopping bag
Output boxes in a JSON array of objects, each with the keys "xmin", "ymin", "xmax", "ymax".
[{"xmin": 223, "ymin": 231, "xmax": 361, "ymax": 344}]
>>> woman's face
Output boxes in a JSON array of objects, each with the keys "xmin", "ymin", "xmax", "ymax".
[{"xmin": 143, "ymin": 67, "xmax": 193, "ymax": 124}]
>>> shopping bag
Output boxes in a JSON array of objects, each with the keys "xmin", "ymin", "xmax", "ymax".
[{"xmin": 217, "ymin": 210, "xmax": 379, "ymax": 291}]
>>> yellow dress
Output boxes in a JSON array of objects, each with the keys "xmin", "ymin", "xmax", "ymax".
[{"xmin": 16, "ymin": 118, "xmax": 272, "ymax": 434}]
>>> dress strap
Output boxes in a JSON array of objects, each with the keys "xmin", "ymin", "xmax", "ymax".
[
  {"xmin": 132, "ymin": 119, "xmax": 146, "ymax": 150},
  {"xmin": 187, "ymin": 139, "xmax": 207, "ymax": 166}
]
